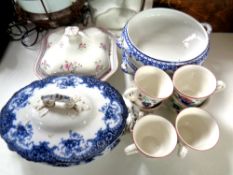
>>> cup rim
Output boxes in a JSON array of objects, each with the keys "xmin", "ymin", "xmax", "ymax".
[
  {"xmin": 132, "ymin": 114, "xmax": 177, "ymax": 158},
  {"xmin": 175, "ymin": 107, "xmax": 220, "ymax": 152},
  {"xmin": 134, "ymin": 66, "xmax": 174, "ymax": 100},
  {"xmin": 173, "ymin": 65, "xmax": 217, "ymax": 99}
]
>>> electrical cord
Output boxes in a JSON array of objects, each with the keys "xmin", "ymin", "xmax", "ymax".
[
  {"xmin": 21, "ymin": 26, "xmax": 45, "ymax": 47},
  {"xmin": 7, "ymin": 22, "xmax": 46, "ymax": 47}
]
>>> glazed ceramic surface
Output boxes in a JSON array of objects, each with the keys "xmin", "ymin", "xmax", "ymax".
[
  {"xmin": 36, "ymin": 26, "xmax": 118, "ymax": 81},
  {"xmin": 117, "ymin": 8, "xmax": 212, "ymax": 74},
  {"xmin": 171, "ymin": 95, "xmax": 209, "ymax": 113},
  {"xmin": 123, "ymin": 66, "xmax": 173, "ymax": 110},
  {"xmin": 95, "ymin": 8, "xmax": 137, "ymax": 30},
  {"xmin": 124, "ymin": 114, "xmax": 177, "ymax": 158},
  {"xmin": 172, "ymin": 65, "xmax": 225, "ymax": 106},
  {"xmin": 176, "ymin": 107, "xmax": 219, "ymax": 158},
  {"xmin": 124, "ymin": 87, "xmax": 162, "ymax": 110},
  {"xmin": 88, "ymin": 0, "xmax": 143, "ymax": 29},
  {"xmin": 0, "ymin": 75, "xmax": 128, "ymax": 166}
]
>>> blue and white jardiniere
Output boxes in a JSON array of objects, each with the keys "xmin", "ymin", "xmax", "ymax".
[
  {"xmin": 117, "ymin": 8, "xmax": 212, "ymax": 75},
  {"xmin": 0, "ymin": 75, "xmax": 128, "ymax": 166}
]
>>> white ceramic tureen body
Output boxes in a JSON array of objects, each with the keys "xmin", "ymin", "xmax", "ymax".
[{"xmin": 0, "ymin": 75, "xmax": 127, "ymax": 166}]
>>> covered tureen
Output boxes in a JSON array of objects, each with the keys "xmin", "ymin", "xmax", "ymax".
[
  {"xmin": 36, "ymin": 26, "xmax": 118, "ymax": 81},
  {"xmin": 0, "ymin": 75, "xmax": 127, "ymax": 166}
]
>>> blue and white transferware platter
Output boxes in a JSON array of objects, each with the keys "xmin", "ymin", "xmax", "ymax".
[{"xmin": 0, "ymin": 75, "xmax": 128, "ymax": 166}]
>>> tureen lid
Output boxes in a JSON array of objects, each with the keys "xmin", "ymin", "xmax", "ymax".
[
  {"xmin": 0, "ymin": 75, "xmax": 127, "ymax": 166},
  {"xmin": 35, "ymin": 26, "xmax": 118, "ymax": 81}
]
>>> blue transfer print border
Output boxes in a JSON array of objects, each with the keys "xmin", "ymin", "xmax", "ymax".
[{"xmin": 119, "ymin": 26, "xmax": 209, "ymax": 72}]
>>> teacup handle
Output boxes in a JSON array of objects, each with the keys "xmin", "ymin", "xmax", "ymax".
[
  {"xmin": 124, "ymin": 143, "xmax": 138, "ymax": 155},
  {"xmin": 124, "ymin": 87, "xmax": 138, "ymax": 130},
  {"xmin": 215, "ymin": 80, "xmax": 226, "ymax": 93},
  {"xmin": 201, "ymin": 23, "xmax": 212, "ymax": 35},
  {"xmin": 177, "ymin": 142, "xmax": 188, "ymax": 158},
  {"xmin": 123, "ymin": 87, "xmax": 138, "ymax": 102},
  {"xmin": 124, "ymin": 96, "xmax": 144, "ymax": 131},
  {"xmin": 126, "ymin": 107, "xmax": 145, "ymax": 131}
]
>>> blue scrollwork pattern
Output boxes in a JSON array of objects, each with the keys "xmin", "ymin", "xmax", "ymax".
[{"xmin": 0, "ymin": 75, "xmax": 128, "ymax": 166}]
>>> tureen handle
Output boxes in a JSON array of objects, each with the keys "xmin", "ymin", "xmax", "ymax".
[
  {"xmin": 201, "ymin": 23, "xmax": 212, "ymax": 35},
  {"xmin": 41, "ymin": 94, "xmax": 89, "ymax": 112},
  {"xmin": 121, "ymin": 51, "xmax": 137, "ymax": 74},
  {"xmin": 116, "ymin": 35, "xmax": 137, "ymax": 74},
  {"xmin": 41, "ymin": 94, "xmax": 75, "ymax": 108}
]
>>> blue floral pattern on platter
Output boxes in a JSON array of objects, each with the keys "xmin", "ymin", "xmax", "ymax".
[
  {"xmin": 0, "ymin": 75, "xmax": 128, "ymax": 167},
  {"xmin": 118, "ymin": 26, "xmax": 209, "ymax": 73}
]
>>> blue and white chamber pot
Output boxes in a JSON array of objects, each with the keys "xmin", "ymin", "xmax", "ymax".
[
  {"xmin": 117, "ymin": 8, "xmax": 212, "ymax": 75},
  {"xmin": 0, "ymin": 75, "xmax": 128, "ymax": 166}
]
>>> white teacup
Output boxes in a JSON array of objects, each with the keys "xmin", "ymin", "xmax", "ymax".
[
  {"xmin": 175, "ymin": 107, "xmax": 219, "ymax": 158},
  {"xmin": 124, "ymin": 114, "xmax": 177, "ymax": 157},
  {"xmin": 173, "ymin": 65, "xmax": 225, "ymax": 106},
  {"xmin": 124, "ymin": 66, "xmax": 173, "ymax": 111}
]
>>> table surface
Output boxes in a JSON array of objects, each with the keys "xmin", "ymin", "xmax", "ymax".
[{"xmin": 0, "ymin": 33, "xmax": 233, "ymax": 175}]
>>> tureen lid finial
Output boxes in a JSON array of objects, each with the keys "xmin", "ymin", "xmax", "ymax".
[{"xmin": 64, "ymin": 26, "xmax": 84, "ymax": 42}]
